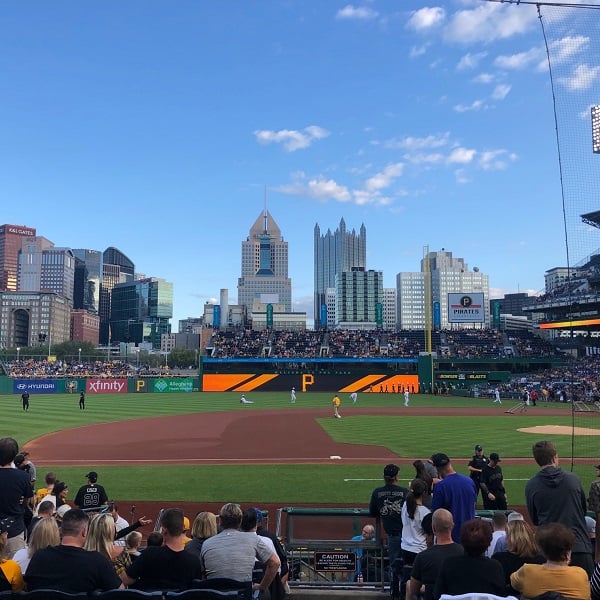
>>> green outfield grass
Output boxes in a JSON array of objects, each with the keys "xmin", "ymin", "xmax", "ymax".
[{"xmin": 0, "ymin": 391, "xmax": 594, "ymax": 506}]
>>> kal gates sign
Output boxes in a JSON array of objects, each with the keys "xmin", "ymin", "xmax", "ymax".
[
  {"xmin": 85, "ymin": 379, "xmax": 128, "ymax": 394},
  {"xmin": 14, "ymin": 379, "xmax": 58, "ymax": 394},
  {"xmin": 447, "ymin": 293, "xmax": 485, "ymax": 323}
]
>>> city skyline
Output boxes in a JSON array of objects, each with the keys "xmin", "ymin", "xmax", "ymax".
[{"xmin": 2, "ymin": 1, "xmax": 599, "ymax": 327}]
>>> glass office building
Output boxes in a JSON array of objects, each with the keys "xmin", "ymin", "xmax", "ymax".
[
  {"xmin": 314, "ymin": 219, "xmax": 366, "ymax": 328},
  {"xmin": 99, "ymin": 247, "xmax": 134, "ymax": 345},
  {"xmin": 110, "ymin": 277, "xmax": 173, "ymax": 349}
]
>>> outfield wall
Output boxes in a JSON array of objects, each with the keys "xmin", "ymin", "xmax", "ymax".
[{"xmin": 0, "ymin": 376, "xmax": 200, "ymax": 394}]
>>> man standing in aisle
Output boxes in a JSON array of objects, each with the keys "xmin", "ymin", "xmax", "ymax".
[
  {"xmin": 430, "ymin": 453, "xmax": 477, "ymax": 543},
  {"xmin": 525, "ymin": 440, "xmax": 593, "ymax": 576},
  {"xmin": 369, "ymin": 464, "xmax": 409, "ymax": 600}
]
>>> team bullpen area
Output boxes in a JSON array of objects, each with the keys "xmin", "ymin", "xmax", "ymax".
[{"xmin": 2, "ymin": 391, "xmax": 597, "ymax": 507}]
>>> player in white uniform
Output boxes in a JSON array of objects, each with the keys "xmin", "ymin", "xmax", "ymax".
[{"xmin": 291, "ymin": 387, "xmax": 296, "ymax": 403}]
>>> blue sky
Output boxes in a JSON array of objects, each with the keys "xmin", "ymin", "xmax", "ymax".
[{"xmin": 2, "ymin": 1, "xmax": 599, "ymax": 327}]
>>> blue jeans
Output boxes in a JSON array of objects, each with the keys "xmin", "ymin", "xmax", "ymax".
[{"xmin": 387, "ymin": 534, "xmax": 402, "ymax": 596}]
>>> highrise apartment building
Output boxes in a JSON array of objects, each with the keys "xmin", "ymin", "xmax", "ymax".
[
  {"xmin": 237, "ymin": 210, "xmax": 291, "ymax": 313},
  {"xmin": 0, "ymin": 224, "xmax": 36, "ymax": 291},
  {"xmin": 397, "ymin": 249, "xmax": 490, "ymax": 329},
  {"xmin": 336, "ymin": 267, "xmax": 384, "ymax": 328},
  {"xmin": 314, "ymin": 219, "xmax": 366, "ymax": 327}
]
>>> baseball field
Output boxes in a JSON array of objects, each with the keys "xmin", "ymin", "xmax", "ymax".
[{"xmin": 2, "ymin": 391, "xmax": 598, "ymax": 516}]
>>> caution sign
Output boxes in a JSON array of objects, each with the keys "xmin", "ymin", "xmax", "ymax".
[{"xmin": 314, "ymin": 552, "xmax": 356, "ymax": 572}]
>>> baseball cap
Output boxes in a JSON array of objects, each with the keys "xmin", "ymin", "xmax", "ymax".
[
  {"xmin": 85, "ymin": 471, "xmax": 98, "ymax": 482},
  {"xmin": 0, "ymin": 517, "xmax": 15, "ymax": 535},
  {"xmin": 490, "ymin": 452, "xmax": 501, "ymax": 462},
  {"xmin": 383, "ymin": 464, "xmax": 399, "ymax": 478},
  {"xmin": 253, "ymin": 507, "xmax": 264, "ymax": 523},
  {"xmin": 431, "ymin": 453, "xmax": 450, "ymax": 468},
  {"xmin": 475, "ymin": 445, "xmax": 483, "ymax": 451},
  {"xmin": 14, "ymin": 453, "xmax": 26, "ymax": 467},
  {"xmin": 507, "ymin": 511, "xmax": 524, "ymax": 522}
]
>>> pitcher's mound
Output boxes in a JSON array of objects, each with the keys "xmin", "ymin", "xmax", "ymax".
[{"xmin": 518, "ymin": 425, "xmax": 600, "ymax": 436}]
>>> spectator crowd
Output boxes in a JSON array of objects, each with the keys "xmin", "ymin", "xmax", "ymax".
[{"xmin": 3, "ymin": 432, "xmax": 600, "ymax": 599}]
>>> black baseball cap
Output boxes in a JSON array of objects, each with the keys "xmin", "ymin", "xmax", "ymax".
[
  {"xmin": 490, "ymin": 452, "xmax": 501, "ymax": 462},
  {"xmin": 431, "ymin": 453, "xmax": 450, "ymax": 468},
  {"xmin": 384, "ymin": 464, "xmax": 399, "ymax": 478},
  {"xmin": 85, "ymin": 471, "xmax": 98, "ymax": 482},
  {"xmin": 475, "ymin": 445, "xmax": 483, "ymax": 451}
]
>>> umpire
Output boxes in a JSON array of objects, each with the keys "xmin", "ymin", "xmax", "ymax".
[{"xmin": 467, "ymin": 444, "xmax": 489, "ymax": 502}]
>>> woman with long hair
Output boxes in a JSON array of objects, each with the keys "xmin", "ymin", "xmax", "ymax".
[
  {"xmin": 13, "ymin": 518, "xmax": 60, "ymax": 574},
  {"xmin": 401, "ymin": 479, "xmax": 431, "ymax": 565},
  {"xmin": 185, "ymin": 511, "xmax": 218, "ymax": 559},
  {"xmin": 84, "ymin": 513, "xmax": 131, "ymax": 576},
  {"xmin": 412, "ymin": 460, "xmax": 434, "ymax": 507},
  {"xmin": 492, "ymin": 518, "xmax": 545, "ymax": 596}
]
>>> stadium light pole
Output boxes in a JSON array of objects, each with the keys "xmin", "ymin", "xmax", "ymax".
[
  {"xmin": 592, "ymin": 105, "xmax": 600, "ymax": 154},
  {"xmin": 16, "ymin": 347, "xmax": 20, "ymax": 361},
  {"xmin": 78, "ymin": 348, "xmax": 82, "ymax": 363}
]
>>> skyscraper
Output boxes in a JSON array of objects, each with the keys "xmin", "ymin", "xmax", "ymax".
[
  {"xmin": 73, "ymin": 249, "xmax": 103, "ymax": 314},
  {"xmin": 110, "ymin": 277, "xmax": 173, "ymax": 349},
  {"xmin": 99, "ymin": 247, "xmax": 134, "ymax": 345},
  {"xmin": 237, "ymin": 210, "xmax": 291, "ymax": 313},
  {"xmin": 396, "ymin": 249, "xmax": 490, "ymax": 329},
  {"xmin": 0, "ymin": 224, "xmax": 36, "ymax": 291},
  {"xmin": 18, "ymin": 237, "xmax": 75, "ymax": 305},
  {"xmin": 314, "ymin": 219, "xmax": 366, "ymax": 328}
]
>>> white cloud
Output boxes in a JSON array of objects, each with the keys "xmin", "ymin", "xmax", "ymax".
[
  {"xmin": 444, "ymin": 3, "xmax": 537, "ymax": 44},
  {"xmin": 336, "ymin": 5, "xmax": 378, "ymax": 20},
  {"xmin": 479, "ymin": 149, "xmax": 518, "ymax": 170},
  {"xmin": 453, "ymin": 99, "xmax": 486, "ymax": 112},
  {"xmin": 404, "ymin": 152, "xmax": 445, "ymax": 165},
  {"xmin": 409, "ymin": 44, "xmax": 429, "ymax": 58},
  {"xmin": 455, "ymin": 169, "xmax": 471, "ymax": 184},
  {"xmin": 491, "ymin": 84, "xmax": 511, "ymax": 100},
  {"xmin": 472, "ymin": 73, "xmax": 495, "ymax": 84},
  {"xmin": 254, "ymin": 125, "xmax": 330, "ymax": 152},
  {"xmin": 364, "ymin": 163, "xmax": 404, "ymax": 192},
  {"xmin": 383, "ymin": 132, "xmax": 450, "ymax": 151},
  {"xmin": 550, "ymin": 35, "xmax": 590, "ymax": 64},
  {"xmin": 277, "ymin": 177, "xmax": 351, "ymax": 202},
  {"xmin": 494, "ymin": 47, "xmax": 544, "ymax": 71},
  {"xmin": 456, "ymin": 52, "xmax": 487, "ymax": 71},
  {"xmin": 406, "ymin": 7, "xmax": 446, "ymax": 31},
  {"xmin": 558, "ymin": 63, "xmax": 600, "ymax": 91},
  {"xmin": 447, "ymin": 147, "xmax": 477, "ymax": 164}
]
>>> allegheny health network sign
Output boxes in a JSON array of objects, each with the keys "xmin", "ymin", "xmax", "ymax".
[{"xmin": 153, "ymin": 378, "xmax": 194, "ymax": 393}]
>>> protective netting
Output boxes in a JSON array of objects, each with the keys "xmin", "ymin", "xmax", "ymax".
[{"xmin": 537, "ymin": 3, "xmax": 600, "ymax": 463}]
